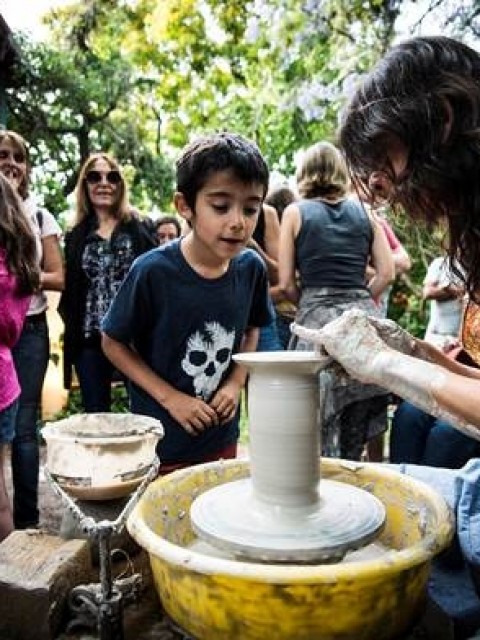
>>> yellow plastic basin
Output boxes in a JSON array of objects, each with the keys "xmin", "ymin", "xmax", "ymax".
[{"xmin": 127, "ymin": 458, "xmax": 454, "ymax": 640}]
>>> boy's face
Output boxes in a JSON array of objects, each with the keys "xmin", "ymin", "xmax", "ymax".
[{"xmin": 175, "ymin": 169, "xmax": 264, "ymax": 264}]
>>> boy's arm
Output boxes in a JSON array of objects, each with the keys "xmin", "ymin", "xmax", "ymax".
[
  {"xmin": 209, "ymin": 326, "xmax": 259, "ymax": 424},
  {"xmin": 101, "ymin": 333, "xmax": 219, "ymax": 434}
]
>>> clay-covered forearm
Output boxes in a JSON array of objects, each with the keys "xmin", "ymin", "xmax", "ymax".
[
  {"xmin": 293, "ymin": 309, "xmax": 480, "ymax": 439},
  {"xmin": 416, "ymin": 339, "xmax": 480, "ymax": 379},
  {"xmin": 432, "ymin": 374, "xmax": 480, "ymax": 431},
  {"xmin": 373, "ymin": 350, "xmax": 480, "ymax": 438}
]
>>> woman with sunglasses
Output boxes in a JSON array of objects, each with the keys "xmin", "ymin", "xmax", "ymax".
[
  {"xmin": 0, "ymin": 130, "xmax": 64, "ymax": 530},
  {"xmin": 58, "ymin": 153, "xmax": 156, "ymax": 412}
]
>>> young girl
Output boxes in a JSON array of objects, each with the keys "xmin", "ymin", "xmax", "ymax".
[
  {"xmin": 0, "ymin": 130, "xmax": 64, "ymax": 530},
  {"xmin": 0, "ymin": 173, "xmax": 39, "ymax": 540}
]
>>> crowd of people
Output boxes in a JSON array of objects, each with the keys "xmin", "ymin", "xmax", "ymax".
[{"xmin": 1, "ymin": 35, "xmax": 480, "ymax": 575}]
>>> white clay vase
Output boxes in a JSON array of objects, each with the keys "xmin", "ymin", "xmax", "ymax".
[
  {"xmin": 240, "ymin": 351, "xmax": 326, "ymax": 508},
  {"xmin": 190, "ymin": 351, "xmax": 386, "ymax": 563}
]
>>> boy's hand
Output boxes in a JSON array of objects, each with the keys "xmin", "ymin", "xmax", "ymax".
[
  {"xmin": 164, "ymin": 391, "xmax": 219, "ymax": 435},
  {"xmin": 209, "ymin": 380, "xmax": 242, "ymax": 425}
]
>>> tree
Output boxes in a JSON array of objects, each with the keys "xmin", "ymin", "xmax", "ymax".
[
  {"xmin": 7, "ymin": 5, "xmax": 173, "ymax": 217},
  {"xmin": 6, "ymin": 0, "xmax": 476, "ymax": 336}
]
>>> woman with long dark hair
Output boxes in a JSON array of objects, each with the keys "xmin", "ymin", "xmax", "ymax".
[
  {"xmin": 0, "ymin": 173, "xmax": 39, "ymax": 539},
  {"xmin": 0, "ymin": 130, "xmax": 63, "ymax": 530},
  {"xmin": 295, "ymin": 36, "xmax": 480, "ymax": 435},
  {"xmin": 291, "ymin": 35, "xmax": 480, "ymax": 570}
]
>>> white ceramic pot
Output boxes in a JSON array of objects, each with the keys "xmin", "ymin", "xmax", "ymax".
[{"xmin": 42, "ymin": 413, "xmax": 163, "ymax": 500}]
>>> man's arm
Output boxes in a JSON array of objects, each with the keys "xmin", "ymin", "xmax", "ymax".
[{"xmin": 423, "ymin": 280, "xmax": 464, "ymax": 301}]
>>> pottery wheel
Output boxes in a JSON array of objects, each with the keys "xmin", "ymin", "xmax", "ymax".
[{"xmin": 190, "ymin": 477, "xmax": 386, "ymax": 563}]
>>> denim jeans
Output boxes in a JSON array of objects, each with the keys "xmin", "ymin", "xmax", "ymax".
[
  {"xmin": 74, "ymin": 345, "xmax": 119, "ymax": 412},
  {"xmin": 0, "ymin": 399, "xmax": 18, "ymax": 444},
  {"xmin": 12, "ymin": 315, "xmax": 49, "ymax": 528},
  {"xmin": 276, "ymin": 314, "xmax": 293, "ymax": 350},
  {"xmin": 256, "ymin": 299, "xmax": 282, "ymax": 352},
  {"xmin": 390, "ymin": 401, "xmax": 480, "ymax": 468}
]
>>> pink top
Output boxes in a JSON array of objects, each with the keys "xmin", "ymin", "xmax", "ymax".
[
  {"xmin": 0, "ymin": 249, "xmax": 31, "ymax": 411},
  {"xmin": 377, "ymin": 217, "xmax": 400, "ymax": 251}
]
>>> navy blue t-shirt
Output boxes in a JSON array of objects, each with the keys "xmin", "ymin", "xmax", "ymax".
[{"xmin": 102, "ymin": 239, "xmax": 272, "ymax": 464}]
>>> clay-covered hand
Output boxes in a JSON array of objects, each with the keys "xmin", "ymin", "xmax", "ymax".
[
  {"xmin": 367, "ymin": 317, "xmax": 416, "ymax": 355},
  {"xmin": 367, "ymin": 317, "xmax": 435, "ymax": 362},
  {"xmin": 291, "ymin": 309, "xmax": 392, "ymax": 385}
]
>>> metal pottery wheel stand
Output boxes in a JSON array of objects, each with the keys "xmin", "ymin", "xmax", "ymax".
[{"xmin": 45, "ymin": 458, "xmax": 160, "ymax": 640}]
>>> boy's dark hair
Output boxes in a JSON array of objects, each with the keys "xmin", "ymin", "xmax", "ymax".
[
  {"xmin": 176, "ymin": 132, "xmax": 269, "ymax": 210},
  {"xmin": 155, "ymin": 215, "xmax": 181, "ymax": 237}
]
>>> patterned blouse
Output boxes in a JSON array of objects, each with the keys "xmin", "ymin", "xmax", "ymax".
[{"xmin": 82, "ymin": 229, "xmax": 136, "ymax": 338}]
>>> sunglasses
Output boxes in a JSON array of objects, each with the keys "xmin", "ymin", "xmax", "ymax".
[{"xmin": 85, "ymin": 170, "xmax": 122, "ymax": 185}]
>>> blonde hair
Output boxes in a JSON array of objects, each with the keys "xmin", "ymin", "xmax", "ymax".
[
  {"xmin": 74, "ymin": 153, "xmax": 131, "ymax": 226},
  {"xmin": 0, "ymin": 130, "xmax": 30, "ymax": 200},
  {"xmin": 296, "ymin": 141, "xmax": 349, "ymax": 201}
]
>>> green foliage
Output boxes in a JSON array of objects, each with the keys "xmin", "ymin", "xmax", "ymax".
[
  {"xmin": 239, "ymin": 391, "xmax": 249, "ymax": 444},
  {"xmin": 52, "ymin": 385, "xmax": 129, "ymax": 421},
  {"xmin": 389, "ymin": 283, "xmax": 429, "ymax": 339},
  {"xmin": 5, "ymin": 0, "xmax": 475, "ymax": 331},
  {"xmin": 7, "ymin": 17, "xmax": 174, "ymax": 216}
]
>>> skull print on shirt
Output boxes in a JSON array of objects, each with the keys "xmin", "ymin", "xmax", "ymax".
[{"xmin": 181, "ymin": 322, "xmax": 235, "ymax": 401}]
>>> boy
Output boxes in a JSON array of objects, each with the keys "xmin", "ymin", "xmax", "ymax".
[{"xmin": 101, "ymin": 132, "xmax": 272, "ymax": 472}]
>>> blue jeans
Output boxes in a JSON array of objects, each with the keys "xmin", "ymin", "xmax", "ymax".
[
  {"xmin": 276, "ymin": 314, "xmax": 293, "ymax": 350},
  {"xmin": 390, "ymin": 460, "xmax": 480, "ymax": 567},
  {"xmin": 74, "ymin": 344, "xmax": 119, "ymax": 412},
  {"xmin": 0, "ymin": 400, "xmax": 18, "ymax": 444},
  {"xmin": 390, "ymin": 401, "xmax": 480, "ymax": 468},
  {"xmin": 257, "ymin": 299, "xmax": 282, "ymax": 352},
  {"xmin": 12, "ymin": 314, "xmax": 49, "ymax": 528}
]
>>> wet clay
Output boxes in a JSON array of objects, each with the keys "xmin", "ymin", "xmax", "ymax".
[
  {"xmin": 190, "ymin": 352, "xmax": 385, "ymax": 562},
  {"xmin": 293, "ymin": 309, "xmax": 480, "ymax": 442}
]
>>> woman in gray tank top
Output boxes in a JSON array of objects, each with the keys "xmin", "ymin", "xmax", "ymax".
[{"xmin": 278, "ymin": 141, "xmax": 394, "ymax": 460}]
